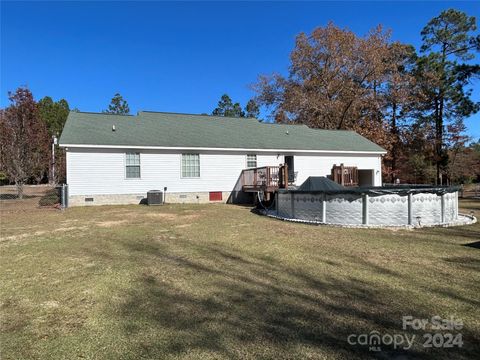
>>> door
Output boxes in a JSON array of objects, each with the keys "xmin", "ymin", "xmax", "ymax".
[
  {"xmin": 358, "ymin": 169, "xmax": 374, "ymax": 187},
  {"xmin": 285, "ymin": 156, "xmax": 295, "ymax": 183}
]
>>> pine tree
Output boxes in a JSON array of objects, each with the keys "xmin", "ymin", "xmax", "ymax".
[
  {"xmin": 212, "ymin": 94, "xmax": 245, "ymax": 117},
  {"xmin": 245, "ymin": 99, "xmax": 260, "ymax": 118},
  {"xmin": 418, "ymin": 9, "xmax": 480, "ymax": 184},
  {"xmin": 104, "ymin": 93, "xmax": 130, "ymax": 115}
]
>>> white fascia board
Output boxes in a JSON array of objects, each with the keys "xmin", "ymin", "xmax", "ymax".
[{"xmin": 59, "ymin": 143, "xmax": 387, "ymax": 155}]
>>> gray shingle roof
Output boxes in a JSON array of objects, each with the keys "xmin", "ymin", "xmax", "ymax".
[{"xmin": 59, "ymin": 111, "xmax": 386, "ymax": 153}]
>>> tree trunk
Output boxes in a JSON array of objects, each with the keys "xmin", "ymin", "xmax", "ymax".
[
  {"xmin": 434, "ymin": 95, "xmax": 441, "ymax": 185},
  {"xmin": 391, "ymin": 102, "xmax": 397, "ymax": 184},
  {"xmin": 16, "ymin": 180, "xmax": 24, "ymax": 200},
  {"xmin": 437, "ymin": 96, "xmax": 444, "ymax": 185},
  {"xmin": 436, "ymin": 45, "xmax": 447, "ymax": 186}
]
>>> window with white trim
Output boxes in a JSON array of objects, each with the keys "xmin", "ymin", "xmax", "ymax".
[
  {"xmin": 125, "ymin": 152, "xmax": 140, "ymax": 178},
  {"xmin": 246, "ymin": 154, "xmax": 257, "ymax": 168},
  {"xmin": 182, "ymin": 154, "xmax": 200, "ymax": 178}
]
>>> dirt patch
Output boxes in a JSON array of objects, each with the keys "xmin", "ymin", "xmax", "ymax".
[
  {"xmin": 145, "ymin": 212, "xmax": 201, "ymax": 222},
  {"xmin": 54, "ymin": 226, "xmax": 88, "ymax": 232},
  {"xmin": 41, "ymin": 301, "xmax": 59, "ymax": 309},
  {"xmin": 182, "ymin": 209, "xmax": 209, "ymax": 213},
  {"xmin": 145, "ymin": 213, "xmax": 178, "ymax": 220},
  {"xmin": 1, "ymin": 230, "xmax": 47, "ymax": 242},
  {"xmin": 175, "ymin": 224, "xmax": 192, "ymax": 228},
  {"xmin": 1, "ymin": 226, "xmax": 88, "ymax": 243},
  {"xmin": 95, "ymin": 220, "xmax": 128, "ymax": 228},
  {"xmin": 230, "ymin": 223, "xmax": 249, "ymax": 227}
]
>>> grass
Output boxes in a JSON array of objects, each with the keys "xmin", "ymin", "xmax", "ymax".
[{"xmin": 1, "ymin": 199, "xmax": 479, "ymax": 359}]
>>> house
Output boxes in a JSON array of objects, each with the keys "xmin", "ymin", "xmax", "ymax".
[{"xmin": 59, "ymin": 111, "xmax": 386, "ymax": 206}]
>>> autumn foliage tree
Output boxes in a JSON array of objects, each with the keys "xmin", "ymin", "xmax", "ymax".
[
  {"xmin": 253, "ymin": 10, "xmax": 479, "ymax": 185},
  {"xmin": 253, "ymin": 23, "xmax": 409, "ymax": 179},
  {"xmin": 254, "ymin": 23, "xmax": 393, "ymax": 129},
  {"xmin": 0, "ymin": 88, "xmax": 50, "ymax": 198}
]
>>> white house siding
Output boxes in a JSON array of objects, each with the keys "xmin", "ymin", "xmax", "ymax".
[
  {"xmin": 292, "ymin": 153, "xmax": 382, "ymax": 186},
  {"xmin": 66, "ymin": 147, "xmax": 382, "ymax": 206}
]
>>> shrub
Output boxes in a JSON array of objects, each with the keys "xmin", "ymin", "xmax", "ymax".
[{"xmin": 38, "ymin": 189, "xmax": 60, "ymax": 206}]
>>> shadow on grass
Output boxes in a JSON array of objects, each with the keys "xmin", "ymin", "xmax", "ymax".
[
  {"xmin": 443, "ymin": 256, "xmax": 480, "ymax": 271},
  {"xmin": 106, "ymin": 238, "xmax": 480, "ymax": 359},
  {"xmin": 463, "ymin": 241, "xmax": 480, "ymax": 249},
  {"xmin": 420, "ymin": 224, "xmax": 480, "ymax": 241}
]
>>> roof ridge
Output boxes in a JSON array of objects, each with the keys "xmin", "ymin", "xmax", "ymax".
[
  {"xmin": 138, "ymin": 110, "xmax": 260, "ymax": 121},
  {"xmin": 71, "ymin": 111, "xmax": 134, "ymax": 117}
]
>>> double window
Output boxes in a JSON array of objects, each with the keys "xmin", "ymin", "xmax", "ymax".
[
  {"xmin": 246, "ymin": 154, "xmax": 257, "ymax": 168},
  {"xmin": 182, "ymin": 154, "xmax": 200, "ymax": 178},
  {"xmin": 126, "ymin": 152, "xmax": 141, "ymax": 178}
]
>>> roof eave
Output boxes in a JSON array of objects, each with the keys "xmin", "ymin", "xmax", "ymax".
[{"xmin": 59, "ymin": 143, "xmax": 387, "ymax": 155}]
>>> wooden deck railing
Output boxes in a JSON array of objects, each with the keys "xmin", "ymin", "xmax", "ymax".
[
  {"xmin": 241, "ymin": 165, "xmax": 288, "ymax": 192},
  {"xmin": 331, "ymin": 163, "xmax": 358, "ymax": 187}
]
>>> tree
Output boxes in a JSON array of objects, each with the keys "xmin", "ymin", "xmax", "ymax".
[
  {"xmin": 418, "ymin": 9, "xmax": 480, "ymax": 184},
  {"xmin": 104, "ymin": 93, "xmax": 130, "ymax": 115},
  {"xmin": 212, "ymin": 94, "xmax": 245, "ymax": 117},
  {"xmin": 38, "ymin": 96, "xmax": 70, "ymax": 183},
  {"xmin": 445, "ymin": 139, "xmax": 480, "ymax": 184},
  {"xmin": 252, "ymin": 15, "xmax": 479, "ymax": 184},
  {"xmin": 38, "ymin": 96, "xmax": 70, "ymax": 136},
  {"xmin": 381, "ymin": 43, "xmax": 419, "ymax": 182},
  {"xmin": 253, "ymin": 22, "xmax": 407, "ymax": 174},
  {"xmin": 253, "ymin": 23, "xmax": 393, "ymax": 131},
  {"xmin": 244, "ymin": 99, "xmax": 260, "ymax": 118},
  {"xmin": 0, "ymin": 87, "xmax": 50, "ymax": 198}
]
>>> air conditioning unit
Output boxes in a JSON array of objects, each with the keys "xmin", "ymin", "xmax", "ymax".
[{"xmin": 147, "ymin": 190, "xmax": 163, "ymax": 205}]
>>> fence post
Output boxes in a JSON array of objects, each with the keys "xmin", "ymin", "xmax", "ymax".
[
  {"xmin": 340, "ymin": 163, "xmax": 345, "ymax": 186},
  {"xmin": 362, "ymin": 194, "xmax": 369, "ymax": 225},
  {"xmin": 322, "ymin": 193, "xmax": 327, "ymax": 223},
  {"xmin": 60, "ymin": 184, "xmax": 67, "ymax": 209},
  {"xmin": 275, "ymin": 192, "xmax": 278, "ymax": 213},
  {"xmin": 407, "ymin": 193, "xmax": 413, "ymax": 225},
  {"xmin": 290, "ymin": 192, "xmax": 295, "ymax": 218},
  {"xmin": 455, "ymin": 191, "xmax": 459, "ymax": 220},
  {"xmin": 441, "ymin": 194, "xmax": 446, "ymax": 223}
]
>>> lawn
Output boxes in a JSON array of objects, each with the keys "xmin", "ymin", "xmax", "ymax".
[{"xmin": 1, "ymin": 196, "xmax": 479, "ymax": 359}]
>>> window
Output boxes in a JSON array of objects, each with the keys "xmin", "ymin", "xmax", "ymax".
[
  {"xmin": 246, "ymin": 154, "xmax": 257, "ymax": 168},
  {"xmin": 182, "ymin": 154, "xmax": 200, "ymax": 178},
  {"xmin": 126, "ymin": 152, "xmax": 140, "ymax": 178}
]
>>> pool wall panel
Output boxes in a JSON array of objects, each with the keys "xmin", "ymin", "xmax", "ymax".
[{"xmin": 276, "ymin": 190, "xmax": 459, "ymax": 227}]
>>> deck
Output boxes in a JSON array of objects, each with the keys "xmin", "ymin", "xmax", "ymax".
[
  {"xmin": 331, "ymin": 164, "xmax": 359, "ymax": 186},
  {"xmin": 241, "ymin": 165, "xmax": 288, "ymax": 193},
  {"xmin": 241, "ymin": 163, "xmax": 359, "ymax": 194}
]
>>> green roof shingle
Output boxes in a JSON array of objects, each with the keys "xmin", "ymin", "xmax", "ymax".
[{"xmin": 59, "ymin": 111, "xmax": 386, "ymax": 153}]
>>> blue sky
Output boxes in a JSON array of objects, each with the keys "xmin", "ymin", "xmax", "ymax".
[{"xmin": 1, "ymin": 1, "xmax": 479, "ymax": 139}]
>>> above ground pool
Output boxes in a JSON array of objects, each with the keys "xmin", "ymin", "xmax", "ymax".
[{"xmin": 268, "ymin": 177, "xmax": 475, "ymax": 228}]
